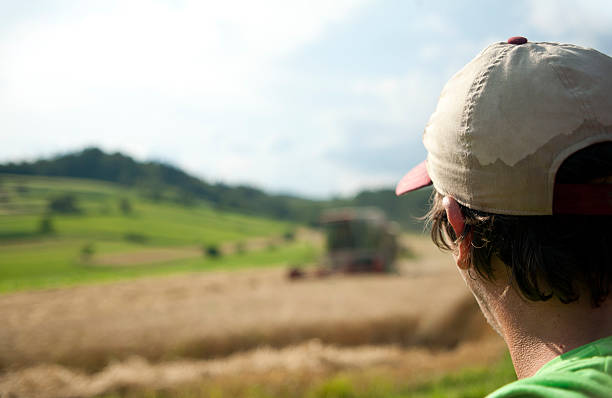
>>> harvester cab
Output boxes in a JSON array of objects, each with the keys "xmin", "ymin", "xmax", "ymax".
[{"xmin": 320, "ymin": 207, "xmax": 398, "ymax": 274}]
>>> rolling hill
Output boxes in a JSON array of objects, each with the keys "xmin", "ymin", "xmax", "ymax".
[
  {"xmin": 0, "ymin": 174, "xmax": 319, "ymax": 292},
  {"xmin": 0, "ymin": 147, "xmax": 431, "ymax": 230}
]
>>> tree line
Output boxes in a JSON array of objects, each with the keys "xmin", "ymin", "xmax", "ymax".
[{"xmin": 0, "ymin": 147, "xmax": 430, "ymax": 231}]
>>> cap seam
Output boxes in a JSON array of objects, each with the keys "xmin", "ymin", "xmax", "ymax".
[
  {"xmin": 548, "ymin": 60, "xmax": 597, "ymax": 124},
  {"xmin": 461, "ymin": 45, "xmax": 513, "ymax": 149},
  {"xmin": 458, "ymin": 45, "xmax": 512, "ymax": 204}
]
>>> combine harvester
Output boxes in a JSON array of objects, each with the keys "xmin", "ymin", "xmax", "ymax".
[{"xmin": 289, "ymin": 207, "xmax": 399, "ymax": 279}]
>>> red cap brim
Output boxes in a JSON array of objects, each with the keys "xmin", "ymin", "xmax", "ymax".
[{"xmin": 395, "ymin": 160, "xmax": 432, "ymax": 196}]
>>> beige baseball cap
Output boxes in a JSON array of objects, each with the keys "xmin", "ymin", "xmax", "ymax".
[{"xmin": 396, "ymin": 37, "xmax": 612, "ymax": 215}]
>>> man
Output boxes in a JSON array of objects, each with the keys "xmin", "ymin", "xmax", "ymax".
[{"xmin": 396, "ymin": 37, "xmax": 612, "ymax": 397}]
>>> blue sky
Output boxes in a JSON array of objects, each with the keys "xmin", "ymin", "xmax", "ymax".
[{"xmin": 1, "ymin": 0, "xmax": 611, "ymax": 198}]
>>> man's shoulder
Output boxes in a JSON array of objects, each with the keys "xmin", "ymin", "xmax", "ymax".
[
  {"xmin": 487, "ymin": 337, "xmax": 612, "ymax": 398},
  {"xmin": 486, "ymin": 370, "xmax": 612, "ymax": 398}
]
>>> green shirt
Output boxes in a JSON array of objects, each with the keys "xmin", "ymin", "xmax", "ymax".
[{"xmin": 487, "ymin": 336, "xmax": 612, "ymax": 398}]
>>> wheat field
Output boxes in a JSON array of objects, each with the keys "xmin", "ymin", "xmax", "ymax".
[{"xmin": 0, "ymin": 235, "xmax": 507, "ymax": 397}]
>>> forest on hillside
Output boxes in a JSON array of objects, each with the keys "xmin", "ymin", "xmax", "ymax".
[{"xmin": 0, "ymin": 148, "xmax": 431, "ymax": 230}]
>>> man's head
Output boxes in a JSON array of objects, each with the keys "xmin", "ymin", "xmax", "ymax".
[
  {"xmin": 397, "ymin": 38, "xmax": 612, "ymax": 311},
  {"xmin": 428, "ymin": 142, "xmax": 612, "ymax": 309}
]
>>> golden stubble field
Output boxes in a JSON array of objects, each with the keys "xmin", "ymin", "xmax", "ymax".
[{"xmin": 0, "ymin": 235, "xmax": 506, "ymax": 398}]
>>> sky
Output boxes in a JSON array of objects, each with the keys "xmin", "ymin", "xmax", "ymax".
[{"xmin": 1, "ymin": 0, "xmax": 611, "ymax": 199}]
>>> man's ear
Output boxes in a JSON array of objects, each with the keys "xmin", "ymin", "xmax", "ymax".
[{"xmin": 442, "ymin": 196, "xmax": 471, "ymax": 270}]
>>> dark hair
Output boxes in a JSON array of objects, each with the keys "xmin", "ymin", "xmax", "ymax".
[{"xmin": 427, "ymin": 142, "xmax": 612, "ymax": 307}]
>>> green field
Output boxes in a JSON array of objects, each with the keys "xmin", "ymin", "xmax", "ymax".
[{"xmin": 0, "ymin": 174, "xmax": 319, "ymax": 292}]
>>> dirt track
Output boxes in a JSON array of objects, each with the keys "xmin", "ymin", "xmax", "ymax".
[{"xmin": 0, "ymin": 236, "xmax": 506, "ymax": 397}]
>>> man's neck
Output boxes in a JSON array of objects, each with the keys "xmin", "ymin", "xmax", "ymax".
[{"xmin": 500, "ymin": 294, "xmax": 612, "ymax": 379}]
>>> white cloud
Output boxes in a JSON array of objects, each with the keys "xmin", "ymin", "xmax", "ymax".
[
  {"xmin": 0, "ymin": 0, "xmax": 367, "ymax": 113},
  {"xmin": 351, "ymin": 72, "xmax": 441, "ymax": 126}
]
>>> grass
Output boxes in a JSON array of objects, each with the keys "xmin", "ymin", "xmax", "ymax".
[
  {"xmin": 307, "ymin": 355, "xmax": 515, "ymax": 398},
  {"xmin": 396, "ymin": 354, "xmax": 516, "ymax": 398},
  {"xmin": 0, "ymin": 174, "xmax": 318, "ymax": 293},
  {"xmin": 95, "ymin": 352, "xmax": 516, "ymax": 398},
  {"xmin": 0, "ymin": 175, "xmax": 291, "ymax": 245},
  {"xmin": 0, "ymin": 239, "xmax": 318, "ymax": 292}
]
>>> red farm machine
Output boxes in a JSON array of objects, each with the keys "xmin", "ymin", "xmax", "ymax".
[{"xmin": 288, "ymin": 207, "xmax": 399, "ymax": 279}]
